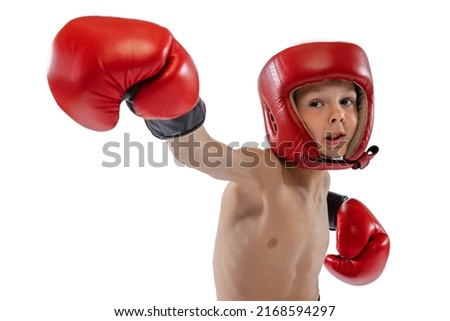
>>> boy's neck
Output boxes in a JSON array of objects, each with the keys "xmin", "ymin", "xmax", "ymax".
[{"xmin": 284, "ymin": 164, "xmax": 329, "ymax": 187}]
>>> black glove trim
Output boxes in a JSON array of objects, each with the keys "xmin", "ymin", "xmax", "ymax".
[
  {"xmin": 327, "ymin": 191, "xmax": 348, "ymax": 231},
  {"xmin": 143, "ymin": 99, "xmax": 206, "ymax": 139}
]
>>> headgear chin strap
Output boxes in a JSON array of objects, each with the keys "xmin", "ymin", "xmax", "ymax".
[{"xmin": 258, "ymin": 42, "xmax": 378, "ymax": 170}]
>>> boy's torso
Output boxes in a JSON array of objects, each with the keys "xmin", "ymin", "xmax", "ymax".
[{"xmin": 213, "ymin": 162, "xmax": 330, "ymax": 300}]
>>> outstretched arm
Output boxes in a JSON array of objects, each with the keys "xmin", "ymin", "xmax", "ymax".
[
  {"xmin": 47, "ymin": 16, "xmax": 275, "ymax": 185},
  {"xmin": 167, "ymin": 125, "xmax": 274, "ymax": 184}
]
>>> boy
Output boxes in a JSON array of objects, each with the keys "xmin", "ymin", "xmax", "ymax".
[{"xmin": 48, "ymin": 16, "xmax": 390, "ymax": 301}]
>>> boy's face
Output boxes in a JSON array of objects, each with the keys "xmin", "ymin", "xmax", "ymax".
[{"xmin": 294, "ymin": 80, "xmax": 358, "ymax": 159}]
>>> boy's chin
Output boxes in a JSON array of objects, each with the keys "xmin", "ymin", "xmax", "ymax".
[{"xmin": 317, "ymin": 145, "xmax": 348, "ymax": 160}]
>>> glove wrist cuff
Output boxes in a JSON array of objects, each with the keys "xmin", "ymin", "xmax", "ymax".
[
  {"xmin": 327, "ymin": 191, "xmax": 349, "ymax": 231},
  {"xmin": 144, "ymin": 99, "xmax": 206, "ymax": 139}
]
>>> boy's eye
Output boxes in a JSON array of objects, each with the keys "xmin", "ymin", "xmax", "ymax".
[
  {"xmin": 309, "ymin": 100, "xmax": 323, "ymax": 108},
  {"xmin": 340, "ymin": 98, "xmax": 354, "ymax": 106}
]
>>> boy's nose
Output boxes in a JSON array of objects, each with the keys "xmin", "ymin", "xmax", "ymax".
[{"xmin": 329, "ymin": 104, "xmax": 344, "ymax": 124}]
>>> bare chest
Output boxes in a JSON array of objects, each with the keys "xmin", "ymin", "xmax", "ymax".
[{"xmin": 214, "ymin": 185, "xmax": 330, "ymax": 300}]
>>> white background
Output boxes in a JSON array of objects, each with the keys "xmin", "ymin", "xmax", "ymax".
[{"xmin": 1, "ymin": 0, "xmax": 449, "ymax": 320}]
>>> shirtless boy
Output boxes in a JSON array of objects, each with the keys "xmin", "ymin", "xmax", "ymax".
[{"xmin": 48, "ymin": 16, "xmax": 390, "ymax": 301}]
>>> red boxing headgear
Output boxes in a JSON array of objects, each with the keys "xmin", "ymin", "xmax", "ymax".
[{"xmin": 258, "ymin": 42, "xmax": 378, "ymax": 170}]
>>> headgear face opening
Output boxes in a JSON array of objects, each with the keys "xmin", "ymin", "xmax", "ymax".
[{"xmin": 258, "ymin": 42, "xmax": 378, "ymax": 170}]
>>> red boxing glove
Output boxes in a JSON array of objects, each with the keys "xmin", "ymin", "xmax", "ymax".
[
  {"xmin": 47, "ymin": 16, "xmax": 205, "ymax": 138},
  {"xmin": 325, "ymin": 192, "xmax": 390, "ymax": 285}
]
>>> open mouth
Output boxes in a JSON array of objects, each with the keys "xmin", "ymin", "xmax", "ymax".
[{"xmin": 325, "ymin": 132, "xmax": 346, "ymax": 148}]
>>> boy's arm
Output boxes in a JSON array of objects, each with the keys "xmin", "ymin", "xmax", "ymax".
[{"xmin": 166, "ymin": 125, "xmax": 271, "ymax": 183}]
